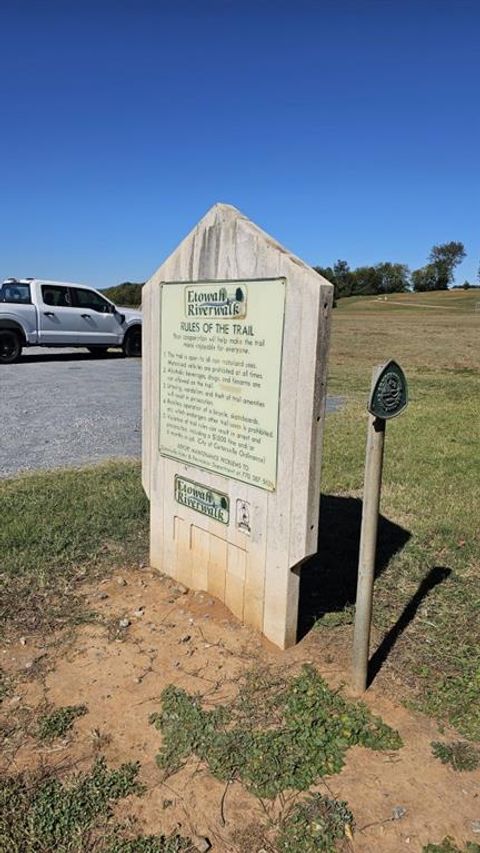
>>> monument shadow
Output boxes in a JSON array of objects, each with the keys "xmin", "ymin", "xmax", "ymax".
[{"xmin": 297, "ymin": 494, "xmax": 411, "ymax": 641}]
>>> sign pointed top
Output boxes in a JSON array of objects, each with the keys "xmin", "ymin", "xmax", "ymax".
[{"xmin": 148, "ymin": 203, "xmax": 334, "ymax": 289}]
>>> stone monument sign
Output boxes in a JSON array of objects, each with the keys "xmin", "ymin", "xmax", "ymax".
[{"xmin": 142, "ymin": 204, "xmax": 333, "ymax": 648}]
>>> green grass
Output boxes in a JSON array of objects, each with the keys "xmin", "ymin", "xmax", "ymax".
[
  {"xmin": 321, "ymin": 293, "xmax": 480, "ymax": 739},
  {"xmin": 0, "ymin": 461, "xmax": 149, "ymax": 634},
  {"xmin": 150, "ymin": 665, "xmax": 402, "ymax": 799}
]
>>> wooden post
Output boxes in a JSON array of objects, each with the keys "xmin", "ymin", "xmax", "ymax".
[
  {"xmin": 352, "ymin": 359, "xmax": 408, "ymax": 694},
  {"xmin": 352, "ymin": 391, "xmax": 386, "ymax": 694}
]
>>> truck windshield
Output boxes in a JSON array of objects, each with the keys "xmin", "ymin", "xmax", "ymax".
[{"xmin": 0, "ymin": 283, "xmax": 31, "ymax": 304}]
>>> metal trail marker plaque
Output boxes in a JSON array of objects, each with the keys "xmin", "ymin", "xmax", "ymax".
[
  {"xmin": 142, "ymin": 204, "xmax": 333, "ymax": 648},
  {"xmin": 368, "ymin": 360, "xmax": 408, "ymax": 420}
]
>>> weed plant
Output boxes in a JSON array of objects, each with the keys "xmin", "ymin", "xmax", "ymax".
[
  {"xmin": 37, "ymin": 704, "xmax": 88, "ymax": 741},
  {"xmin": 423, "ymin": 839, "xmax": 480, "ymax": 852},
  {"xmin": 431, "ymin": 740, "xmax": 480, "ymax": 771},
  {"xmin": 277, "ymin": 793, "xmax": 354, "ymax": 852},
  {"xmin": 0, "ymin": 757, "xmax": 142, "ymax": 851},
  {"xmin": 151, "ymin": 665, "xmax": 402, "ymax": 798}
]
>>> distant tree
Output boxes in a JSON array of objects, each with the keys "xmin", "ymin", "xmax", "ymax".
[
  {"xmin": 314, "ymin": 262, "xmax": 354, "ymax": 302},
  {"xmin": 351, "ymin": 265, "xmax": 382, "ymax": 295},
  {"xmin": 375, "ymin": 262, "xmax": 410, "ymax": 293},
  {"xmin": 411, "ymin": 264, "xmax": 439, "ymax": 292},
  {"xmin": 103, "ymin": 281, "xmax": 144, "ymax": 307},
  {"xmin": 333, "ymin": 259, "xmax": 355, "ymax": 298},
  {"xmin": 313, "ymin": 265, "xmax": 335, "ymax": 284},
  {"xmin": 429, "ymin": 241, "xmax": 466, "ymax": 288}
]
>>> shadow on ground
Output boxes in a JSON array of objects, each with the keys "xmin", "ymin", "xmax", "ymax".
[
  {"xmin": 297, "ymin": 494, "xmax": 411, "ymax": 642},
  {"xmin": 298, "ymin": 495, "xmax": 452, "ymax": 685},
  {"xmin": 367, "ymin": 565, "xmax": 451, "ymax": 685}
]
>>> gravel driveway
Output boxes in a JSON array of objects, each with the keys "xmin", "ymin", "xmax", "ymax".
[
  {"xmin": 0, "ymin": 348, "xmax": 141, "ymax": 477},
  {"xmin": 0, "ymin": 348, "xmax": 343, "ymax": 478}
]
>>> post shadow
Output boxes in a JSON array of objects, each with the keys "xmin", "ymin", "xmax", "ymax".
[
  {"xmin": 367, "ymin": 565, "xmax": 452, "ymax": 685},
  {"xmin": 297, "ymin": 494, "xmax": 411, "ymax": 641}
]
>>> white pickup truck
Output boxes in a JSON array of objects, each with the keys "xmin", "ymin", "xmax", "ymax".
[{"xmin": 0, "ymin": 278, "xmax": 142, "ymax": 364}]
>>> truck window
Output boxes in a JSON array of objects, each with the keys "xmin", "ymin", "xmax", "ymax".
[
  {"xmin": 0, "ymin": 283, "xmax": 31, "ymax": 304},
  {"xmin": 72, "ymin": 288, "xmax": 112, "ymax": 314},
  {"xmin": 41, "ymin": 285, "xmax": 72, "ymax": 307}
]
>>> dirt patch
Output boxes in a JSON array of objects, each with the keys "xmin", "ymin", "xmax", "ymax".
[{"xmin": 1, "ymin": 566, "xmax": 479, "ymax": 851}]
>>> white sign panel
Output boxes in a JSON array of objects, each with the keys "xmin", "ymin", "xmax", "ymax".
[{"xmin": 159, "ymin": 278, "xmax": 286, "ymax": 491}]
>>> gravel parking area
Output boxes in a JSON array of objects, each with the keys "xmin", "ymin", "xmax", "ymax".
[
  {"xmin": 0, "ymin": 348, "xmax": 141, "ymax": 477},
  {"xmin": 0, "ymin": 348, "xmax": 343, "ymax": 477}
]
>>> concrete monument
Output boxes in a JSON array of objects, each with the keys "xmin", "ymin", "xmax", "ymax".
[{"xmin": 142, "ymin": 204, "xmax": 333, "ymax": 648}]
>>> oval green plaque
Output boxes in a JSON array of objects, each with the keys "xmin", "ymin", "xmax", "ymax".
[{"xmin": 368, "ymin": 360, "xmax": 408, "ymax": 420}]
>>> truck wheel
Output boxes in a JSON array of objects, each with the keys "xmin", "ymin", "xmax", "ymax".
[
  {"xmin": 122, "ymin": 327, "xmax": 142, "ymax": 358},
  {"xmin": 87, "ymin": 346, "xmax": 109, "ymax": 356},
  {"xmin": 0, "ymin": 330, "xmax": 22, "ymax": 364}
]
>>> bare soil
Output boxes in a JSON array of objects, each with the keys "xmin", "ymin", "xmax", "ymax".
[{"xmin": 2, "ymin": 566, "xmax": 479, "ymax": 852}]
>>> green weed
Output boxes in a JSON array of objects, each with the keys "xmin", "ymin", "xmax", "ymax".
[
  {"xmin": 151, "ymin": 665, "xmax": 402, "ymax": 798},
  {"xmin": 0, "ymin": 757, "xmax": 143, "ymax": 851},
  {"xmin": 423, "ymin": 839, "xmax": 480, "ymax": 852},
  {"xmin": 36, "ymin": 704, "xmax": 88, "ymax": 741},
  {"xmin": 0, "ymin": 757, "xmax": 195, "ymax": 852},
  {"xmin": 277, "ymin": 793, "xmax": 354, "ymax": 852},
  {"xmin": 431, "ymin": 740, "xmax": 480, "ymax": 772}
]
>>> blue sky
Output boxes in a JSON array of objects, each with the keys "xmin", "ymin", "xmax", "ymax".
[{"xmin": 1, "ymin": 0, "xmax": 478, "ymax": 288}]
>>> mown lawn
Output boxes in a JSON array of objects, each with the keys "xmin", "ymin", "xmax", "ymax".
[
  {"xmin": 322, "ymin": 292, "xmax": 480, "ymax": 737},
  {"xmin": 0, "ymin": 462, "xmax": 148, "ymax": 635}
]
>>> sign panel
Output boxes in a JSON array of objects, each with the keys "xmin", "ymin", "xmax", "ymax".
[
  {"xmin": 159, "ymin": 278, "xmax": 286, "ymax": 491},
  {"xmin": 368, "ymin": 360, "xmax": 408, "ymax": 420},
  {"xmin": 174, "ymin": 475, "xmax": 229, "ymax": 524}
]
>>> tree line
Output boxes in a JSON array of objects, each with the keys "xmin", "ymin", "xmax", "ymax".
[
  {"xmin": 314, "ymin": 241, "xmax": 473, "ymax": 301},
  {"xmin": 104, "ymin": 241, "xmax": 477, "ymax": 307}
]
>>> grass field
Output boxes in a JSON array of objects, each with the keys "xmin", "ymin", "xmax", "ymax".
[
  {"xmin": 0, "ymin": 289, "xmax": 478, "ymax": 741},
  {"xmin": 322, "ymin": 289, "xmax": 480, "ymax": 737}
]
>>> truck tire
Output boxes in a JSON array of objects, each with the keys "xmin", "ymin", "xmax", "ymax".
[
  {"xmin": 0, "ymin": 329, "xmax": 22, "ymax": 364},
  {"xmin": 122, "ymin": 326, "xmax": 142, "ymax": 358}
]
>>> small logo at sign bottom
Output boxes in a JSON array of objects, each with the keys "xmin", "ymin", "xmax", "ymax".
[
  {"xmin": 174, "ymin": 476, "xmax": 229, "ymax": 524},
  {"xmin": 236, "ymin": 499, "xmax": 251, "ymax": 535}
]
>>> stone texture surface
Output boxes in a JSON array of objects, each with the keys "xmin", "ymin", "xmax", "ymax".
[{"xmin": 142, "ymin": 203, "xmax": 333, "ymax": 648}]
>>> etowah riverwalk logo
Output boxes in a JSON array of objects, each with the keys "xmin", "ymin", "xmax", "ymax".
[{"xmin": 184, "ymin": 284, "xmax": 247, "ymax": 318}]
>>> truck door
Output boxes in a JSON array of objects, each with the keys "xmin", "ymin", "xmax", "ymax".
[
  {"xmin": 38, "ymin": 284, "xmax": 82, "ymax": 344},
  {"xmin": 70, "ymin": 288, "xmax": 121, "ymax": 345}
]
